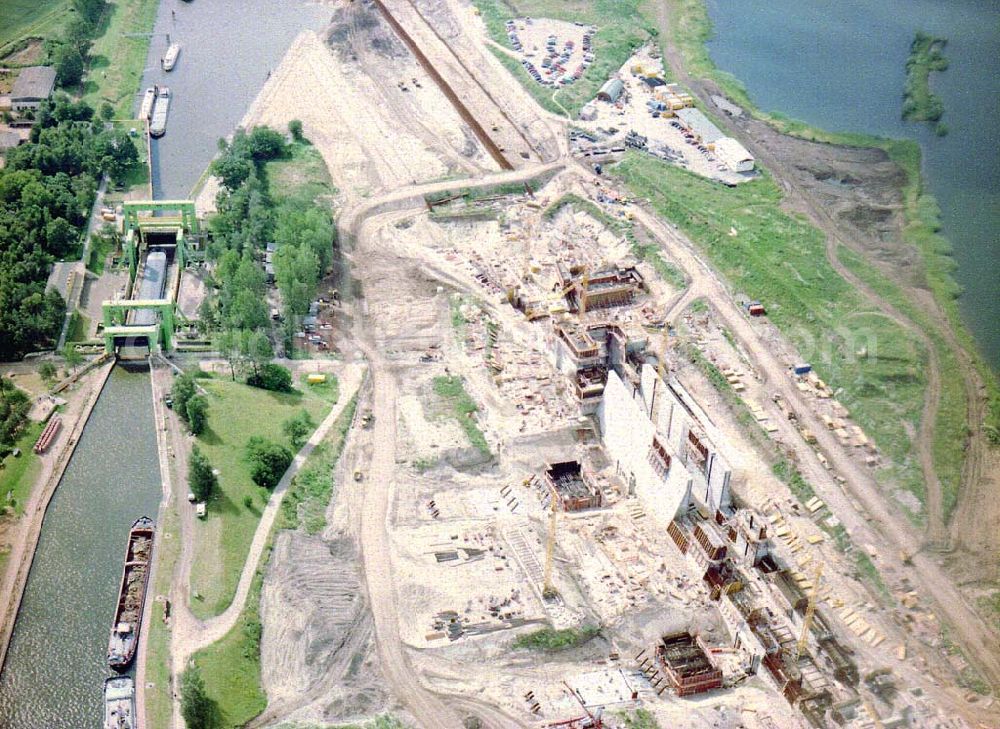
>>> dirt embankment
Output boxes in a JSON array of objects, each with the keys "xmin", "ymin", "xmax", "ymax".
[{"xmin": 256, "ymin": 531, "xmax": 395, "ymax": 728}]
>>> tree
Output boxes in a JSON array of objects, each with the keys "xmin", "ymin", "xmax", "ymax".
[
  {"xmin": 212, "ymin": 152, "xmax": 253, "ymax": 191},
  {"xmin": 245, "ymin": 437, "xmax": 292, "ymax": 489},
  {"xmin": 282, "ymin": 409, "xmax": 315, "ymax": 449},
  {"xmin": 99, "ymin": 102, "xmax": 114, "ymax": 121},
  {"xmin": 245, "ymin": 126, "xmax": 287, "ymax": 160},
  {"xmin": 247, "ymin": 363, "xmax": 292, "ymax": 393},
  {"xmin": 39, "ymin": 362, "xmax": 57, "ymax": 384},
  {"xmin": 243, "ymin": 329, "xmax": 273, "ymax": 377},
  {"xmin": 180, "ymin": 665, "xmax": 217, "ymax": 729},
  {"xmin": 187, "ymin": 445, "xmax": 217, "ymax": 501},
  {"xmin": 185, "ymin": 395, "xmax": 209, "ymax": 436},
  {"xmin": 171, "ymin": 373, "xmax": 196, "ymax": 420},
  {"xmin": 288, "ymin": 119, "xmax": 304, "ymax": 142},
  {"xmin": 95, "ymin": 128, "xmax": 139, "ymax": 184},
  {"xmin": 54, "ymin": 46, "xmax": 85, "ymax": 87},
  {"xmin": 62, "ymin": 344, "xmax": 83, "ymax": 373}
]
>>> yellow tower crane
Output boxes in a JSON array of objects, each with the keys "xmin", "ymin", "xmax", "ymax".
[
  {"xmin": 796, "ymin": 563, "xmax": 823, "ymax": 660},
  {"xmin": 543, "ymin": 495, "xmax": 558, "ymax": 599},
  {"xmin": 578, "ymin": 268, "xmax": 590, "ymax": 318}
]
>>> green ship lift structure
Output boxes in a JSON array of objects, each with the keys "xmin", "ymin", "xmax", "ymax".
[{"xmin": 101, "ymin": 200, "xmax": 200, "ymax": 354}]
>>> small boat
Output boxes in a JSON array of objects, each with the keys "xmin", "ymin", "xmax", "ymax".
[
  {"xmin": 162, "ymin": 43, "xmax": 180, "ymax": 72},
  {"xmin": 139, "ymin": 86, "xmax": 156, "ymax": 121},
  {"xmin": 104, "ymin": 676, "xmax": 136, "ymax": 729},
  {"xmin": 148, "ymin": 87, "xmax": 170, "ymax": 138},
  {"xmin": 107, "ymin": 516, "xmax": 154, "ymax": 671}
]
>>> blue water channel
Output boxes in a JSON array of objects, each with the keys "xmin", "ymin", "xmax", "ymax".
[
  {"xmin": 705, "ymin": 0, "xmax": 1000, "ymax": 370},
  {"xmin": 141, "ymin": 0, "xmax": 331, "ymax": 199},
  {"xmin": 0, "ymin": 366, "xmax": 162, "ymax": 728}
]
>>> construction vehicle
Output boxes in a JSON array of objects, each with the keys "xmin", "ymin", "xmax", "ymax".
[
  {"xmin": 361, "ymin": 410, "xmax": 374, "ymax": 429},
  {"xmin": 795, "ymin": 563, "xmax": 823, "ymax": 660},
  {"xmin": 353, "ymin": 470, "xmax": 363, "ymax": 482}
]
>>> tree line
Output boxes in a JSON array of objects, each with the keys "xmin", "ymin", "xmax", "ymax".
[
  {"xmin": 200, "ymin": 124, "xmax": 334, "ymax": 357},
  {"xmin": 0, "ymin": 95, "xmax": 139, "ymax": 359}
]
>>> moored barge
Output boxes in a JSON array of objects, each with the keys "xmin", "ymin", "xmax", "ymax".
[{"xmin": 107, "ymin": 516, "xmax": 154, "ymax": 671}]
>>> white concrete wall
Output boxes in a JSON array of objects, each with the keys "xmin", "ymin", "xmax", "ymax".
[{"xmin": 598, "ymin": 370, "xmax": 691, "ymax": 526}]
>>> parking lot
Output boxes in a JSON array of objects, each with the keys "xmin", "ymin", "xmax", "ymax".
[{"xmin": 504, "ymin": 17, "xmax": 594, "ymax": 89}]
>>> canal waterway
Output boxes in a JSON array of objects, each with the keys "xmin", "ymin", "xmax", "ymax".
[
  {"xmin": 141, "ymin": 0, "xmax": 331, "ymax": 199},
  {"xmin": 705, "ymin": 0, "xmax": 1000, "ymax": 370},
  {"xmin": 0, "ymin": 366, "xmax": 162, "ymax": 728}
]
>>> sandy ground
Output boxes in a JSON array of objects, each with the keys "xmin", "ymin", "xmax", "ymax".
[
  {"xmin": 240, "ymin": 12, "xmax": 497, "ymax": 199},
  {"xmin": 139, "ymin": 0, "xmax": 1000, "ymax": 725}
]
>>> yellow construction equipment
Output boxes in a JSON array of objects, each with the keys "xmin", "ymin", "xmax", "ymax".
[
  {"xmin": 862, "ymin": 696, "xmax": 884, "ymax": 729},
  {"xmin": 543, "ymin": 496, "xmax": 558, "ymax": 598},
  {"xmin": 578, "ymin": 268, "xmax": 590, "ymax": 317},
  {"xmin": 796, "ymin": 563, "xmax": 823, "ymax": 659}
]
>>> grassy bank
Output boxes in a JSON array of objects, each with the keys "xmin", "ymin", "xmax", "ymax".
[
  {"xmin": 190, "ymin": 544, "xmax": 270, "ymax": 728},
  {"xmin": 81, "ymin": 0, "xmax": 160, "ymax": 117},
  {"xmin": 432, "ymin": 375, "xmax": 490, "ymax": 457},
  {"xmin": 0, "ymin": 0, "xmax": 70, "ymax": 55},
  {"xmin": 0, "ymin": 420, "xmax": 44, "ymax": 518},
  {"xmin": 902, "ymin": 32, "xmax": 948, "ymax": 125},
  {"xmin": 188, "ymin": 378, "xmax": 329, "ymax": 619},
  {"xmin": 614, "ymin": 154, "xmax": 930, "ymax": 512},
  {"xmin": 144, "ymin": 504, "xmax": 181, "ymax": 729},
  {"xmin": 662, "ymin": 0, "xmax": 1000, "ymax": 507},
  {"xmin": 470, "ymin": 0, "xmax": 656, "ymax": 116},
  {"xmin": 278, "ymin": 394, "xmax": 356, "ymax": 534},
  {"xmin": 265, "ymin": 140, "xmax": 337, "ymax": 206}
]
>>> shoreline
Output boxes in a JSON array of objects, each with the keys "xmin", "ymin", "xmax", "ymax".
[
  {"xmin": 663, "ymin": 0, "xmax": 1000, "ymax": 513},
  {"xmin": 0, "ymin": 359, "xmax": 115, "ymax": 675}
]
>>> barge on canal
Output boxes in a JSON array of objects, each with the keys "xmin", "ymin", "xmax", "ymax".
[
  {"xmin": 104, "ymin": 676, "xmax": 135, "ymax": 729},
  {"xmin": 149, "ymin": 87, "xmax": 170, "ymax": 138},
  {"xmin": 107, "ymin": 516, "xmax": 154, "ymax": 671}
]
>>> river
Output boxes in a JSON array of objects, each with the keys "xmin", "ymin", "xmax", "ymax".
[
  {"xmin": 141, "ymin": 0, "xmax": 331, "ymax": 199},
  {"xmin": 0, "ymin": 366, "xmax": 162, "ymax": 728},
  {"xmin": 705, "ymin": 0, "xmax": 1000, "ymax": 371}
]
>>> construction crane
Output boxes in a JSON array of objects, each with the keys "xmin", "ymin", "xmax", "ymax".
[
  {"xmin": 796, "ymin": 563, "xmax": 823, "ymax": 660},
  {"xmin": 578, "ymin": 268, "xmax": 590, "ymax": 317},
  {"xmin": 543, "ymin": 496, "xmax": 558, "ymax": 599}
]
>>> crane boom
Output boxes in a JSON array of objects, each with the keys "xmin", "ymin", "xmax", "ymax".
[
  {"xmin": 543, "ymin": 496, "xmax": 558, "ymax": 598},
  {"xmin": 796, "ymin": 563, "xmax": 823, "ymax": 658}
]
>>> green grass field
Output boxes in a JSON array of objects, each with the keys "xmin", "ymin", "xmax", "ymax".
[
  {"xmin": 0, "ymin": 420, "xmax": 44, "ymax": 517},
  {"xmin": 513, "ymin": 625, "xmax": 601, "ymax": 651},
  {"xmin": 432, "ymin": 375, "xmax": 490, "ymax": 457},
  {"xmin": 266, "ymin": 140, "xmax": 337, "ymax": 205},
  {"xmin": 471, "ymin": 0, "xmax": 656, "ymax": 115},
  {"xmin": 81, "ymin": 0, "xmax": 159, "ymax": 117},
  {"xmin": 278, "ymin": 394, "xmax": 355, "ymax": 535},
  {"xmin": 188, "ymin": 379, "xmax": 330, "ymax": 619},
  {"xmin": 614, "ymin": 153, "xmax": 931, "ymax": 513},
  {"xmin": 0, "ymin": 0, "xmax": 70, "ymax": 56},
  {"xmin": 191, "ymin": 549, "xmax": 269, "ymax": 728}
]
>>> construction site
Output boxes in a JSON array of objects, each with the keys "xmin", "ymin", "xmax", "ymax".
[{"xmin": 129, "ymin": 1, "xmax": 999, "ymax": 728}]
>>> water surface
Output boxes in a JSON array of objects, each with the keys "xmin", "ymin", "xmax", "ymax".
[
  {"xmin": 140, "ymin": 0, "xmax": 331, "ymax": 198},
  {"xmin": 706, "ymin": 0, "xmax": 1000, "ymax": 369},
  {"xmin": 0, "ymin": 366, "xmax": 162, "ymax": 728}
]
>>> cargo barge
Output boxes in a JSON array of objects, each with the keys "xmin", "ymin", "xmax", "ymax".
[
  {"xmin": 139, "ymin": 86, "xmax": 155, "ymax": 121},
  {"xmin": 103, "ymin": 676, "xmax": 135, "ymax": 729},
  {"xmin": 149, "ymin": 87, "xmax": 170, "ymax": 138},
  {"xmin": 107, "ymin": 516, "xmax": 154, "ymax": 671},
  {"xmin": 162, "ymin": 43, "xmax": 180, "ymax": 71}
]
